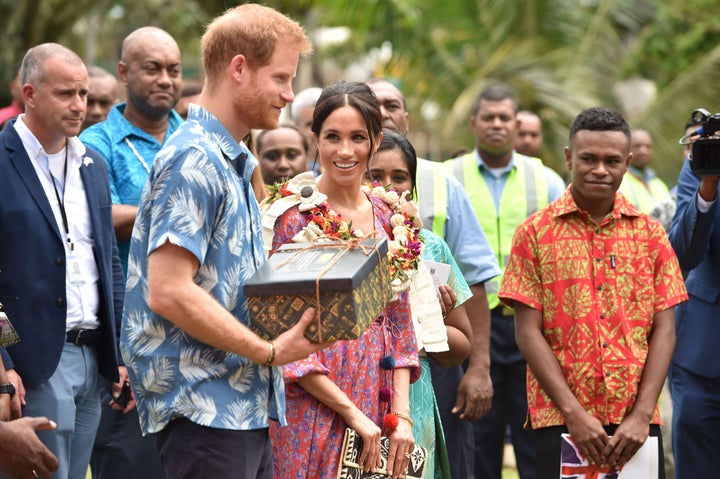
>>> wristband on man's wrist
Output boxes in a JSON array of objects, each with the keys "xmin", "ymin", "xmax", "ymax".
[
  {"xmin": 264, "ymin": 341, "xmax": 275, "ymax": 366},
  {"xmin": 0, "ymin": 383, "xmax": 15, "ymax": 399}
]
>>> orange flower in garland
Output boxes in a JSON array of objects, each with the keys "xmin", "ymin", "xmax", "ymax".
[{"xmin": 307, "ymin": 203, "xmax": 359, "ymax": 240}]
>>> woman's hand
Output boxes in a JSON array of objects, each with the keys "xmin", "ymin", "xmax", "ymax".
[
  {"xmin": 387, "ymin": 416, "xmax": 414, "ymax": 478},
  {"xmin": 345, "ymin": 411, "xmax": 382, "ymax": 473},
  {"xmin": 437, "ymin": 284, "xmax": 457, "ymax": 319}
]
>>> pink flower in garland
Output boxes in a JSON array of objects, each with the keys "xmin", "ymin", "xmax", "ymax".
[{"xmin": 360, "ymin": 181, "xmax": 424, "ymax": 290}]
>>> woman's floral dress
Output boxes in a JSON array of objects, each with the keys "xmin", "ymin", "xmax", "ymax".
[{"xmin": 268, "ymin": 194, "xmax": 420, "ymax": 479}]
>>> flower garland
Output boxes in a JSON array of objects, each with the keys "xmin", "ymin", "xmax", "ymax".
[
  {"xmin": 360, "ymin": 182, "xmax": 423, "ymax": 291},
  {"xmin": 263, "ymin": 177, "xmax": 423, "ymax": 293}
]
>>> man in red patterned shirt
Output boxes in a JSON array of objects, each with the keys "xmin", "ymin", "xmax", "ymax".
[{"xmin": 498, "ymin": 107, "xmax": 687, "ymax": 479}]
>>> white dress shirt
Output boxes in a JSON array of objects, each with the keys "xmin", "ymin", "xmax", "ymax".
[{"xmin": 14, "ymin": 115, "xmax": 100, "ymax": 331}]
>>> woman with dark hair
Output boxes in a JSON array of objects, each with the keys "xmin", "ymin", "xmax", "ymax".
[
  {"xmin": 265, "ymin": 82, "xmax": 420, "ymax": 479},
  {"xmin": 370, "ymin": 130, "xmax": 473, "ymax": 478}
]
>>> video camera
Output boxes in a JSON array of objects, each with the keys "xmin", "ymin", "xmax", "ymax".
[{"xmin": 682, "ymin": 108, "xmax": 720, "ymax": 176}]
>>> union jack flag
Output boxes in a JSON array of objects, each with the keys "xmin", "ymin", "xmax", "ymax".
[{"xmin": 560, "ymin": 434, "xmax": 619, "ymax": 479}]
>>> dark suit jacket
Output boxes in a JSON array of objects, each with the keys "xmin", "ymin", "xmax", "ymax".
[
  {"xmin": 0, "ymin": 123, "xmax": 124, "ymax": 387},
  {"xmin": 669, "ymin": 158, "xmax": 720, "ymax": 378}
]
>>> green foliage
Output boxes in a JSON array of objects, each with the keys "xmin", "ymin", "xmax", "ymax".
[
  {"xmin": 623, "ymin": 0, "xmax": 720, "ymax": 89},
  {"xmin": 0, "ymin": 0, "xmax": 718, "ymax": 185},
  {"xmin": 310, "ymin": 0, "xmax": 720, "ymax": 182}
]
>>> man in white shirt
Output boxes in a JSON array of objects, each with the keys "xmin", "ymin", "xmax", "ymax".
[{"xmin": 0, "ymin": 43, "xmax": 125, "ymax": 479}]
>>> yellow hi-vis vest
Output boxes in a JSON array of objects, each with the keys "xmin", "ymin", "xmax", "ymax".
[
  {"xmin": 619, "ymin": 173, "xmax": 669, "ymax": 214},
  {"xmin": 444, "ymin": 153, "xmax": 549, "ymax": 309},
  {"xmin": 416, "ymin": 158, "xmax": 448, "ymax": 237}
]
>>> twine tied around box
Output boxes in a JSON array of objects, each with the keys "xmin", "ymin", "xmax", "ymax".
[{"xmin": 270, "ymin": 233, "xmax": 386, "ymax": 342}]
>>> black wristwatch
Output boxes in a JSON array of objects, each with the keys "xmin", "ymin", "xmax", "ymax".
[{"xmin": 0, "ymin": 383, "xmax": 15, "ymax": 399}]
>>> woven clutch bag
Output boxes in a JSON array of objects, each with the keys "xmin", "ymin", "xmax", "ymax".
[{"xmin": 336, "ymin": 428, "xmax": 427, "ymax": 479}]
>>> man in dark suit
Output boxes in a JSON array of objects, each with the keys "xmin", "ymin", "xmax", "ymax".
[
  {"xmin": 669, "ymin": 151, "xmax": 720, "ymax": 478},
  {"xmin": 0, "ymin": 43, "xmax": 125, "ymax": 479}
]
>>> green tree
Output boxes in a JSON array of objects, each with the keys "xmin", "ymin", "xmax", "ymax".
[
  {"xmin": 0, "ymin": 0, "xmax": 112, "ymax": 103},
  {"xmin": 310, "ymin": 0, "xmax": 720, "ymax": 183},
  {"xmin": 2, "ymin": 0, "xmax": 719, "ymax": 186}
]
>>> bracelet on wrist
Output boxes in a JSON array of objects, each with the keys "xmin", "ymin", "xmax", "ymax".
[
  {"xmin": 264, "ymin": 341, "xmax": 275, "ymax": 366},
  {"xmin": 391, "ymin": 410, "xmax": 414, "ymax": 427}
]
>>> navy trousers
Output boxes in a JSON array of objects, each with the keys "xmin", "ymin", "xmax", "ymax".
[
  {"xmin": 671, "ymin": 364, "xmax": 720, "ymax": 479},
  {"xmin": 472, "ymin": 309, "xmax": 536, "ymax": 479}
]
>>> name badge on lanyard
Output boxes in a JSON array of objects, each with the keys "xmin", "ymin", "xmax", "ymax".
[{"xmin": 67, "ymin": 252, "xmax": 85, "ymax": 287}]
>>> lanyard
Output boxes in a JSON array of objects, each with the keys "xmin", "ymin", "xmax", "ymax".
[
  {"xmin": 124, "ymin": 137, "xmax": 151, "ymax": 173},
  {"xmin": 46, "ymin": 147, "xmax": 74, "ymax": 251}
]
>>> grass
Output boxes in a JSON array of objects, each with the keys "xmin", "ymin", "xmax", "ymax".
[
  {"xmin": 503, "ymin": 466, "xmax": 521, "ymax": 479},
  {"xmin": 502, "ymin": 443, "xmax": 521, "ymax": 479}
]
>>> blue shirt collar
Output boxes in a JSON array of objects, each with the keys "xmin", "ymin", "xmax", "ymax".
[
  {"xmin": 627, "ymin": 164, "xmax": 657, "ymax": 182},
  {"xmin": 186, "ymin": 103, "xmax": 255, "ymax": 179},
  {"xmin": 474, "ymin": 148, "xmax": 518, "ymax": 175},
  {"xmin": 106, "ymin": 102, "xmax": 184, "ymax": 145}
]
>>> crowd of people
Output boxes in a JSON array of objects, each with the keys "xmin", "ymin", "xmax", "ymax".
[{"xmin": 0, "ymin": 3, "xmax": 715, "ymax": 479}]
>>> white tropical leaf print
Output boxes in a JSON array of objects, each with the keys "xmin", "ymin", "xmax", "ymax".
[
  {"xmin": 145, "ymin": 397, "xmax": 174, "ymax": 431},
  {"xmin": 175, "ymin": 389, "xmax": 218, "ymax": 425},
  {"xmin": 222, "ymin": 399, "xmax": 257, "ymax": 429},
  {"xmin": 123, "ymin": 309, "xmax": 167, "ymax": 356},
  {"xmin": 238, "ymin": 252, "xmax": 256, "ymax": 281},
  {"xmin": 228, "ymin": 364, "xmax": 256, "ymax": 394},
  {"xmin": 167, "ymin": 189, "xmax": 206, "ymax": 239},
  {"xmin": 142, "ymin": 356, "xmax": 175, "ymax": 395},
  {"xmin": 149, "ymin": 161, "xmax": 175, "ymax": 201},
  {"xmin": 211, "ymin": 217, "xmax": 233, "ymax": 254},
  {"xmin": 130, "ymin": 209, "xmax": 148, "ymax": 242},
  {"xmin": 131, "ymin": 313, "xmax": 168, "ymax": 356},
  {"xmin": 220, "ymin": 261, "xmax": 243, "ymax": 311},
  {"xmin": 125, "ymin": 253, "xmax": 142, "ymax": 291},
  {"xmin": 179, "ymin": 159, "xmax": 214, "ymax": 192},
  {"xmin": 226, "ymin": 224, "xmax": 243, "ymax": 258},
  {"xmin": 215, "ymin": 133, "xmax": 238, "ymax": 159},
  {"xmin": 166, "ymin": 325, "xmax": 193, "ymax": 348},
  {"xmin": 196, "ymin": 262, "xmax": 220, "ymax": 294},
  {"xmin": 179, "ymin": 347, "xmax": 229, "ymax": 381}
]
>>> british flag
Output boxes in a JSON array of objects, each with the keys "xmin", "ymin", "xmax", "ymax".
[{"xmin": 560, "ymin": 434, "xmax": 619, "ymax": 479}]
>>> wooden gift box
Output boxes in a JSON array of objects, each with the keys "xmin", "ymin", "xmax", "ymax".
[{"xmin": 244, "ymin": 238, "xmax": 391, "ymax": 342}]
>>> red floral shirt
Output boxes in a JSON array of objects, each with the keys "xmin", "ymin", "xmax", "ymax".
[{"xmin": 499, "ymin": 188, "xmax": 688, "ymax": 428}]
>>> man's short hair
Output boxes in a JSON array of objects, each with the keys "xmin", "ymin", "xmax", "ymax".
[
  {"xmin": 88, "ymin": 65, "xmax": 116, "ymax": 81},
  {"xmin": 289, "ymin": 87, "xmax": 322, "ymax": 124},
  {"xmin": 517, "ymin": 110, "xmax": 541, "ymax": 122},
  {"xmin": 201, "ymin": 4, "xmax": 312, "ymax": 91},
  {"xmin": 365, "ymin": 78, "xmax": 407, "ymax": 110},
  {"xmin": 21, "ymin": 43, "xmax": 83, "ymax": 86},
  {"xmin": 472, "ymin": 85, "xmax": 518, "ymax": 116},
  {"xmin": 569, "ymin": 107, "xmax": 630, "ymax": 144}
]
